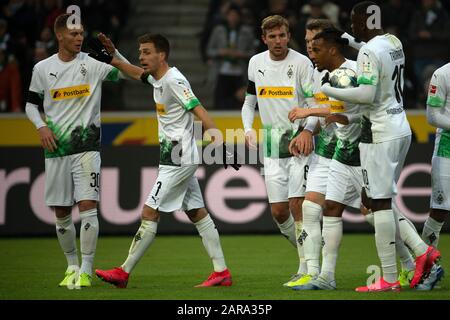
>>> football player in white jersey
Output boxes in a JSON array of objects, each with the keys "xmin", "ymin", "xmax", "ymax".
[
  {"xmin": 281, "ymin": 19, "xmax": 336, "ymax": 288},
  {"xmin": 91, "ymin": 34, "xmax": 240, "ymax": 288},
  {"xmin": 290, "ymin": 29, "xmax": 362, "ymax": 291},
  {"xmin": 25, "ymin": 13, "xmax": 128, "ymax": 288},
  {"xmin": 416, "ymin": 63, "xmax": 450, "ymax": 290},
  {"xmin": 241, "ymin": 15, "xmax": 317, "ymax": 286},
  {"xmin": 422, "ymin": 63, "xmax": 450, "ymax": 247},
  {"xmin": 320, "ymin": 1, "xmax": 441, "ymax": 291},
  {"xmin": 291, "ymin": 27, "xmax": 418, "ymax": 289}
]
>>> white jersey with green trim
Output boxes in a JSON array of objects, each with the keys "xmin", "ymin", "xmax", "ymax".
[
  {"xmin": 313, "ymin": 60, "xmax": 361, "ymax": 166},
  {"xmin": 356, "ymin": 34, "xmax": 411, "ymax": 143},
  {"xmin": 312, "ymin": 67, "xmax": 337, "ymax": 160},
  {"xmin": 331, "ymin": 60, "xmax": 361, "ymax": 166},
  {"xmin": 29, "ymin": 52, "xmax": 118, "ymax": 158},
  {"xmin": 143, "ymin": 67, "xmax": 200, "ymax": 166},
  {"xmin": 427, "ymin": 63, "xmax": 450, "ymax": 159},
  {"xmin": 248, "ymin": 49, "xmax": 314, "ymax": 158}
]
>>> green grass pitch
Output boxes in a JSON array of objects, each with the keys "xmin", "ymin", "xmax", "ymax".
[{"xmin": 0, "ymin": 234, "xmax": 448, "ymax": 300}]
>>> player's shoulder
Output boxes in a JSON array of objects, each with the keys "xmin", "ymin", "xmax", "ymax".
[
  {"xmin": 249, "ymin": 51, "xmax": 267, "ymax": 65},
  {"xmin": 434, "ymin": 63, "xmax": 450, "ymax": 78},
  {"xmin": 287, "ymin": 49, "xmax": 313, "ymax": 68},
  {"xmin": 165, "ymin": 67, "xmax": 191, "ymax": 87},
  {"xmin": 80, "ymin": 51, "xmax": 101, "ymax": 65},
  {"xmin": 287, "ymin": 48, "xmax": 308, "ymax": 60},
  {"xmin": 33, "ymin": 54, "xmax": 57, "ymax": 71}
]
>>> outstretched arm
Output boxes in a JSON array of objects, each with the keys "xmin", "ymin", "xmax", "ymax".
[
  {"xmin": 110, "ymin": 57, "xmax": 144, "ymax": 81},
  {"xmin": 288, "ymin": 106, "xmax": 330, "ymax": 122},
  {"xmin": 88, "ymin": 36, "xmax": 144, "ymax": 81},
  {"xmin": 321, "ymin": 84, "xmax": 376, "ymax": 105}
]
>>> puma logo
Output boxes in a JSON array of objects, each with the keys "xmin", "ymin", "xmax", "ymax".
[
  {"xmin": 258, "ymin": 69, "xmax": 266, "ymax": 76},
  {"xmin": 50, "ymin": 72, "xmax": 58, "ymax": 79}
]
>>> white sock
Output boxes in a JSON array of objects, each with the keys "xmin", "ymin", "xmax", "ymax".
[
  {"xmin": 422, "ymin": 217, "xmax": 444, "ymax": 247},
  {"xmin": 195, "ymin": 214, "xmax": 227, "ymax": 272},
  {"xmin": 366, "ymin": 209, "xmax": 414, "ymax": 271},
  {"xmin": 396, "ymin": 236, "xmax": 416, "ymax": 271},
  {"xmin": 122, "ymin": 219, "xmax": 157, "ymax": 273},
  {"xmin": 275, "ymin": 214, "xmax": 297, "ymax": 247},
  {"xmin": 56, "ymin": 215, "xmax": 79, "ymax": 268},
  {"xmin": 392, "ymin": 203, "xmax": 428, "ymax": 257},
  {"xmin": 79, "ymin": 209, "xmax": 99, "ymax": 276},
  {"xmin": 320, "ymin": 216, "xmax": 342, "ymax": 282},
  {"xmin": 301, "ymin": 200, "xmax": 322, "ymax": 276},
  {"xmin": 373, "ymin": 209, "xmax": 397, "ymax": 283},
  {"xmin": 295, "ymin": 221, "xmax": 307, "ymax": 275}
]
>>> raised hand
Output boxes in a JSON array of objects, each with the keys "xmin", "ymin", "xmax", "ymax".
[
  {"xmin": 97, "ymin": 32, "xmax": 116, "ymax": 55},
  {"xmin": 87, "ymin": 37, "xmax": 113, "ymax": 64}
]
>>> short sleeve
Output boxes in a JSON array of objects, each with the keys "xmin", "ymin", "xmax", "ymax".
[
  {"xmin": 170, "ymin": 78, "xmax": 201, "ymax": 110},
  {"xmin": 356, "ymin": 47, "xmax": 379, "ymax": 86},
  {"xmin": 247, "ymin": 57, "xmax": 255, "ymax": 82},
  {"xmin": 29, "ymin": 65, "xmax": 45, "ymax": 95},
  {"xmin": 104, "ymin": 67, "xmax": 120, "ymax": 82},
  {"xmin": 298, "ymin": 58, "xmax": 314, "ymax": 98},
  {"xmin": 427, "ymin": 70, "xmax": 447, "ymax": 108},
  {"xmin": 87, "ymin": 56, "xmax": 116, "ymax": 81},
  {"xmin": 99, "ymin": 63, "xmax": 115, "ymax": 81}
]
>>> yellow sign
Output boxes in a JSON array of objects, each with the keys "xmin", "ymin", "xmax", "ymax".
[
  {"xmin": 257, "ymin": 87, "xmax": 294, "ymax": 98},
  {"xmin": 0, "ymin": 112, "xmax": 434, "ymax": 146},
  {"xmin": 50, "ymin": 84, "xmax": 90, "ymax": 101}
]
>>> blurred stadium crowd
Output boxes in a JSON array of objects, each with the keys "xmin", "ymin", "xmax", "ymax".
[{"xmin": 0, "ymin": 0, "xmax": 449, "ymax": 112}]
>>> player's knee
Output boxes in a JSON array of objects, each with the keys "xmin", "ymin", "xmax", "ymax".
[
  {"xmin": 323, "ymin": 200, "xmax": 343, "ymax": 217},
  {"xmin": 270, "ymin": 204, "xmax": 289, "ymax": 223},
  {"xmin": 53, "ymin": 206, "xmax": 72, "ymax": 219},
  {"xmin": 304, "ymin": 192, "xmax": 325, "ymax": 207},
  {"xmin": 77, "ymin": 200, "xmax": 97, "ymax": 212},
  {"xmin": 141, "ymin": 205, "xmax": 160, "ymax": 222},
  {"xmin": 371, "ymin": 198, "xmax": 391, "ymax": 212},
  {"xmin": 186, "ymin": 207, "xmax": 208, "ymax": 223},
  {"xmin": 360, "ymin": 188, "xmax": 371, "ymax": 210},
  {"xmin": 289, "ymin": 197, "xmax": 303, "ymax": 217},
  {"xmin": 430, "ymin": 209, "xmax": 449, "ymax": 223}
]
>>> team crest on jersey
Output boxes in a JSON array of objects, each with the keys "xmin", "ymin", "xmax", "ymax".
[
  {"xmin": 287, "ymin": 65, "xmax": 293, "ymax": 79},
  {"xmin": 50, "ymin": 84, "xmax": 91, "ymax": 101},
  {"xmin": 80, "ymin": 64, "xmax": 87, "ymax": 77}
]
